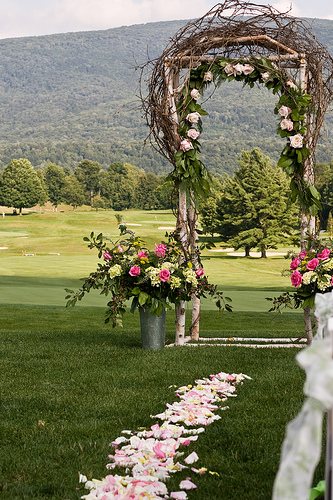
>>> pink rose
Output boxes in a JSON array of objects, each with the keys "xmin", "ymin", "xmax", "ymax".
[
  {"xmin": 299, "ymin": 251, "xmax": 307, "ymax": 260},
  {"xmin": 331, "ymin": 276, "xmax": 333, "ymax": 287},
  {"xmin": 195, "ymin": 268, "xmax": 204, "ymax": 277},
  {"xmin": 187, "ymin": 129, "xmax": 200, "ymax": 140},
  {"xmin": 190, "ymin": 89, "xmax": 200, "ymax": 100},
  {"xmin": 137, "ymin": 251, "xmax": 148, "ymax": 259},
  {"xmin": 186, "ymin": 112, "xmax": 201, "ymax": 124},
  {"xmin": 291, "ymin": 270, "xmax": 302, "ymax": 288},
  {"xmin": 261, "ymin": 71, "xmax": 271, "ymax": 83},
  {"xmin": 155, "ymin": 243, "xmax": 167, "ymax": 258},
  {"xmin": 290, "ymin": 258, "xmax": 300, "ymax": 270},
  {"xmin": 289, "ymin": 133, "xmax": 303, "ymax": 148},
  {"xmin": 103, "ymin": 251, "xmax": 112, "ymax": 260},
  {"xmin": 280, "ymin": 118, "xmax": 293, "ymax": 131},
  {"xmin": 286, "ymin": 80, "xmax": 298, "ymax": 90},
  {"xmin": 159, "ymin": 269, "xmax": 171, "ymax": 282},
  {"xmin": 243, "ymin": 64, "xmax": 254, "ymax": 75},
  {"xmin": 203, "ymin": 70, "xmax": 213, "ymax": 82},
  {"xmin": 117, "ymin": 245, "xmax": 124, "ymax": 253},
  {"xmin": 232, "ymin": 63, "xmax": 243, "ymax": 75},
  {"xmin": 317, "ymin": 248, "xmax": 330, "ymax": 260},
  {"xmin": 278, "ymin": 105, "xmax": 292, "ymax": 118},
  {"xmin": 179, "ymin": 139, "xmax": 194, "ymax": 152},
  {"xmin": 224, "ymin": 63, "xmax": 234, "ymax": 76},
  {"xmin": 129, "ymin": 265, "xmax": 140, "ymax": 277},
  {"xmin": 306, "ymin": 258, "xmax": 319, "ymax": 271}
]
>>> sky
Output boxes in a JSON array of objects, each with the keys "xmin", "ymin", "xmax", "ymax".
[{"xmin": 0, "ymin": 0, "xmax": 332, "ymax": 40}]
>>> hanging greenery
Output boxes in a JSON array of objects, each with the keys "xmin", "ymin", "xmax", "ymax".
[{"xmin": 174, "ymin": 56, "xmax": 321, "ymax": 215}]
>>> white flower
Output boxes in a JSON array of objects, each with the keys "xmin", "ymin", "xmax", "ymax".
[
  {"xmin": 278, "ymin": 105, "xmax": 292, "ymax": 118},
  {"xmin": 187, "ymin": 128, "xmax": 200, "ymax": 140},
  {"xmin": 179, "ymin": 139, "xmax": 194, "ymax": 152},
  {"xmin": 109, "ymin": 264, "xmax": 122, "ymax": 278},
  {"xmin": 243, "ymin": 64, "xmax": 255, "ymax": 75},
  {"xmin": 302, "ymin": 271, "xmax": 317, "ymax": 285},
  {"xmin": 289, "ymin": 133, "xmax": 303, "ymax": 148},
  {"xmin": 224, "ymin": 63, "xmax": 234, "ymax": 76},
  {"xmin": 261, "ymin": 71, "xmax": 272, "ymax": 83},
  {"xmin": 233, "ymin": 63, "xmax": 244, "ymax": 75},
  {"xmin": 280, "ymin": 118, "xmax": 294, "ymax": 131},
  {"xmin": 190, "ymin": 89, "xmax": 200, "ymax": 100},
  {"xmin": 286, "ymin": 80, "xmax": 298, "ymax": 90},
  {"xmin": 186, "ymin": 112, "xmax": 201, "ymax": 124},
  {"xmin": 203, "ymin": 70, "xmax": 213, "ymax": 82}
]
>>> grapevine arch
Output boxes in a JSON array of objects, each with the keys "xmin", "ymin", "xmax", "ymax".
[{"xmin": 141, "ymin": 0, "xmax": 333, "ymax": 344}]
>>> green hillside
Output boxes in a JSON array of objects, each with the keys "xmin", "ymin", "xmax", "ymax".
[{"xmin": 0, "ymin": 18, "xmax": 332, "ymax": 175}]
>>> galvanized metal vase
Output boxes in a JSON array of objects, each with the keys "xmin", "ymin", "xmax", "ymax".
[{"xmin": 139, "ymin": 305, "xmax": 166, "ymax": 349}]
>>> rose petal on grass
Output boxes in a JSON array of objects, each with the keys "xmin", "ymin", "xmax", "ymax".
[
  {"xmin": 184, "ymin": 451, "xmax": 199, "ymax": 464},
  {"xmin": 179, "ymin": 478, "xmax": 197, "ymax": 490}
]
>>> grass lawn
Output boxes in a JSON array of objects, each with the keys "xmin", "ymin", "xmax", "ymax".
[{"xmin": 0, "ymin": 209, "xmax": 324, "ymax": 499}]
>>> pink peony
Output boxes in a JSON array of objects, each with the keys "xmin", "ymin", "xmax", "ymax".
[
  {"xmin": 195, "ymin": 268, "xmax": 204, "ymax": 277},
  {"xmin": 187, "ymin": 128, "xmax": 200, "ymax": 140},
  {"xmin": 278, "ymin": 105, "xmax": 292, "ymax": 118},
  {"xmin": 180, "ymin": 139, "xmax": 194, "ymax": 152},
  {"xmin": 155, "ymin": 243, "xmax": 167, "ymax": 258},
  {"xmin": 159, "ymin": 269, "xmax": 171, "ymax": 282},
  {"xmin": 291, "ymin": 270, "xmax": 302, "ymax": 288},
  {"xmin": 129, "ymin": 265, "xmax": 140, "ymax": 277},
  {"xmin": 306, "ymin": 258, "xmax": 319, "ymax": 271},
  {"xmin": 299, "ymin": 251, "xmax": 307, "ymax": 260},
  {"xmin": 103, "ymin": 251, "xmax": 112, "ymax": 260},
  {"xmin": 290, "ymin": 258, "xmax": 300, "ymax": 270},
  {"xmin": 317, "ymin": 248, "xmax": 330, "ymax": 260},
  {"xmin": 137, "ymin": 251, "xmax": 148, "ymax": 259}
]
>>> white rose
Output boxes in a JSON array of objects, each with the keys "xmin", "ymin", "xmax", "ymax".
[
  {"xmin": 190, "ymin": 89, "xmax": 201, "ymax": 100},
  {"xmin": 243, "ymin": 64, "xmax": 255, "ymax": 75},
  {"xmin": 278, "ymin": 105, "xmax": 292, "ymax": 118},
  {"xmin": 280, "ymin": 118, "xmax": 294, "ymax": 131},
  {"xmin": 289, "ymin": 133, "xmax": 303, "ymax": 148},
  {"xmin": 180, "ymin": 139, "xmax": 194, "ymax": 152},
  {"xmin": 187, "ymin": 128, "xmax": 200, "ymax": 140},
  {"xmin": 286, "ymin": 80, "xmax": 298, "ymax": 90},
  {"xmin": 203, "ymin": 70, "xmax": 213, "ymax": 82},
  {"xmin": 186, "ymin": 112, "xmax": 201, "ymax": 124},
  {"xmin": 233, "ymin": 63, "xmax": 244, "ymax": 76},
  {"xmin": 224, "ymin": 63, "xmax": 234, "ymax": 76},
  {"xmin": 261, "ymin": 71, "xmax": 271, "ymax": 83}
]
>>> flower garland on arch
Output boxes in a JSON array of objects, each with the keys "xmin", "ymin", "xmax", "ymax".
[{"xmin": 174, "ymin": 56, "xmax": 321, "ymax": 215}]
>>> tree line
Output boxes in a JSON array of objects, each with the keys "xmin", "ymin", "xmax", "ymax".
[{"xmin": 0, "ymin": 158, "xmax": 174, "ymax": 214}]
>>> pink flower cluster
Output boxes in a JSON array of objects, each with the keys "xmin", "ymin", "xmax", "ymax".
[
  {"xmin": 155, "ymin": 243, "xmax": 167, "ymax": 258},
  {"xmin": 80, "ymin": 371, "xmax": 251, "ymax": 500},
  {"xmin": 290, "ymin": 248, "xmax": 332, "ymax": 288}
]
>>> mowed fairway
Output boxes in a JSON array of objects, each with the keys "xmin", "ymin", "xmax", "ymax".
[{"xmin": 1, "ymin": 208, "xmax": 323, "ymax": 500}]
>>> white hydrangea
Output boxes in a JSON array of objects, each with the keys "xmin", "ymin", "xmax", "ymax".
[
  {"xmin": 317, "ymin": 275, "xmax": 332, "ymax": 291},
  {"xmin": 322, "ymin": 259, "xmax": 333, "ymax": 271},
  {"xmin": 302, "ymin": 271, "xmax": 317, "ymax": 285},
  {"xmin": 161, "ymin": 261, "xmax": 174, "ymax": 272},
  {"xmin": 184, "ymin": 269, "xmax": 198, "ymax": 287},
  {"xmin": 109, "ymin": 264, "xmax": 122, "ymax": 278},
  {"xmin": 146, "ymin": 266, "xmax": 161, "ymax": 286},
  {"xmin": 170, "ymin": 276, "xmax": 182, "ymax": 290}
]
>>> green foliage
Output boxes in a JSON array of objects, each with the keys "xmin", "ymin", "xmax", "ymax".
[
  {"xmin": 0, "ymin": 158, "xmax": 47, "ymax": 213},
  {"xmin": 44, "ymin": 162, "xmax": 66, "ymax": 207},
  {"xmin": 61, "ymin": 174, "xmax": 86, "ymax": 210},
  {"xmin": 213, "ymin": 148, "xmax": 299, "ymax": 256}
]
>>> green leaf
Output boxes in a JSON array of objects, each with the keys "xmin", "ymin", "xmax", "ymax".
[{"xmin": 138, "ymin": 291, "xmax": 149, "ymax": 306}]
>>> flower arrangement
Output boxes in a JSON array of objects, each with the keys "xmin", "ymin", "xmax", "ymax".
[
  {"xmin": 174, "ymin": 56, "xmax": 321, "ymax": 215},
  {"xmin": 66, "ymin": 224, "xmax": 230, "ymax": 327}
]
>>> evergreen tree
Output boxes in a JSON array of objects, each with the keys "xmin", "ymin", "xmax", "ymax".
[
  {"xmin": 0, "ymin": 158, "xmax": 46, "ymax": 214},
  {"xmin": 215, "ymin": 148, "xmax": 299, "ymax": 257},
  {"xmin": 44, "ymin": 163, "xmax": 66, "ymax": 210}
]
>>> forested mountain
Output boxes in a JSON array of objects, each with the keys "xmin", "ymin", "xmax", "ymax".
[{"xmin": 0, "ymin": 17, "xmax": 332, "ymax": 175}]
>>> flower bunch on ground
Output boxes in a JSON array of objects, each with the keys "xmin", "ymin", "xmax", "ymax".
[
  {"xmin": 174, "ymin": 56, "xmax": 320, "ymax": 215},
  {"xmin": 66, "ymin": 224, "xmax": 231, "ymax": 327},
  {"xmin": 78, "ymin": 371, "xmax": 251, "ymax": 500}
]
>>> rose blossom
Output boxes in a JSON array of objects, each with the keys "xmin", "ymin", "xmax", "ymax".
[
  {"xmin": 278, "ymin": 105, "xmax": 292, "ymax": 118},
  {"xmin": 155, "ymin": 243, "xmax": 167, "ymax": 258},
  {"xmin": 180, "ymin": 139, "xmax": 194, "ymax": 152},
  {"xmin": 289, "ymin": 133, "xmax": 303, "ymax": 148},
  {"xmin": 291, "ymin": 270, "xmax": 302, "ymax": 288},
  {"xmin": 317, "ymin": 248, "xmax": 331, "ymax": 260},
  {"xmin": 243, "ymin": 64, "xmax": 255, "ymax": 75},
  {"xmin": 159, "ymin": 269, "xmax": 171, "ymax": 282},
  {"xmin": 290, "ymin": 257, "xmax": 300, "ymax": 270},
  {"xmin": 137, "ymin": 251, "xmax": 148, "ymax": 259},
  {"xmin": 103, "ymin": 251, "xmax": 112, "ymax": 260},
  {"xmin": 129, "ymin": 265, "xmax": 140, "ymax": 276},
  {"xmin": 306, "ymin": 258, "xmax": 319, "ymax": 271},
  {"xmin": 203, "ymin": 70, "xmax": 213, "ymax": 82},
  {"xmin": 187, "ymin": 129, "xmax": 200, "ymax": 140},
  {"xmin": 280, "ymin": 118, "xmax": 293, "ymax": 132},
  {"xmin": 286, "ymin": 80, "xmax": 298, "ymax": 90},
  {"xmin": 299, "ymin": 251, "xmax": 307, "ymax": 260},
  {"xmin": 186, "ymin": 112, "xmax": 201, "ymax": 124},
  {"xmin": 261, "ymin": 71, "xmax": 271, "ymax": 83},
  {"xmin": 190, "ymin": 89, "xmax": 201, "ymax": 100},
  {"xmin": 196, "ymin": 268, "xmax": 204, "ymax": 277},
  {"xmin": 224, "ymin": 63, "xmax": 234, "ymax": 76},
  {"xmin": 233, "ymin": 63, "xmax": 244, "ymax": 75},
  {"xmin": 117, "ymin": 245, "xmax": 124, "ymax": 253}
]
